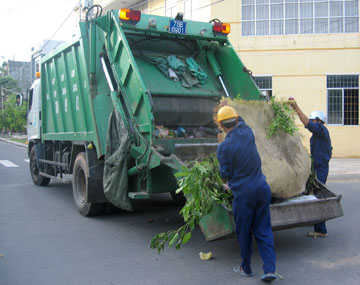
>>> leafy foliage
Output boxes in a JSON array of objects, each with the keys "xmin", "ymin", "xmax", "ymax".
[
  {"xmin": 0, "ymin": 94, "xmax": 27, "ymax": 133},
  {"xmin": 0, "ymin": 62, "xmax": 9, "ymax": 76},
  {"xmin": 0, "ymin": 76, "xmax": 20, "ymax": 95},
  {"xmin": 0, "ymin": 76, "xmax": 26, "ymax": 133},
  {"xmin": 268, "ymin": 97, "xmax": 298, "ymax": 137},
  {"xmin": 149, "ymin": 156, "xmax": 233, "ymax": 253}
]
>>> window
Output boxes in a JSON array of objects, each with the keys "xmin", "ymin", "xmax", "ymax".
[
  {"xmin": 253, "ymin": 76, "xmax": 272, "ymax": 100},
  {"xmin": 165, "ymin": 0, "xmax": 178, "ymax": 17},
  {"xmin": 242, "ymin": 0, "xmax": 359, "ymax": 36},
  {"xmin": 327, "ymin": 75, "xmax": 359, "ymax": 125},
  {"xmin": 184, "ymin": 0, "xmax": 192, "ymax": 19}
]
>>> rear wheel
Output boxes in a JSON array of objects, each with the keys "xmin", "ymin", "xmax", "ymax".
[
  {"xmin": 72, "ymin": 152, "xmax": 104, "ymax": 216},
  {"xmin": 29, "ymin": 146, "xmax": 50, "ymax": 186}
]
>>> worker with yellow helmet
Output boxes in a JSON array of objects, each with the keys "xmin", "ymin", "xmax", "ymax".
[{"xmin": 216, "ymin": 106, "xmax": 277, "ymax": 282}]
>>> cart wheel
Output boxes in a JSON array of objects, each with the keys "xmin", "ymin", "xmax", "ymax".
[
  {"xmin": 171, "ymin": 191, "xmax": 186, "ymax": 205},
  {"xmin": 72, "ymin": 152, "xmax": 104, "ymax": 216},
  {"xmin": 29, "ymin": 146, "xmax": 50, "ymax": 186}
]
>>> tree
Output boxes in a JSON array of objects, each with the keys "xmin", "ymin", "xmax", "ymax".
[
  {"xmin": 0, "ymin": 61, "xmax": 8, "ymax": 76},
  {"xmin": 0, "ymin": 94, "xmax": 27, "ymax": 133},
  {"xmin": 0, "ymin": 76, "xmax": 25, "ymax": 133},
  {"xmin": 0, "ymin": 76, "xmax": 21, "ymax": 95}
]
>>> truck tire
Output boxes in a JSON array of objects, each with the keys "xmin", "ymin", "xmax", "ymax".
[
  {"xmin": 72, "ymin": 152, "xmax": 104, "ymax": 216},
  {"xmin": 29, "ymin": 146, "xmax": 51, "ymax": 186}
]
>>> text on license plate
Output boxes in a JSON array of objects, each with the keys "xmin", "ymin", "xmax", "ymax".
[{"xmin": 169, "ymin": 20, "xmax": 187, "ymax": 34}]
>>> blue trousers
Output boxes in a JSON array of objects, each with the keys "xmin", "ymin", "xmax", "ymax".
[
  {"xmin": 232, "ymin": 183, "xmax": 276, "ymax": 275},
  {"xmin": 314, "ymin": 166, "xmax": 329, "ymax": 234}
]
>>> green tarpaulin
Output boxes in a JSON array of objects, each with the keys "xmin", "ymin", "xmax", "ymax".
[
  {"xmin": 103, "ymin": 110, "xmax": 133, "ymax": 211},
  {"xmin": 149, "ymin": 55, "xmax": 208, "ymax": 88}
]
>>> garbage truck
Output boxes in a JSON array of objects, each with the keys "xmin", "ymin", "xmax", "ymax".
[{"xmin": 27, "ymin": 6, "xmax": 343, "ymax": 239}]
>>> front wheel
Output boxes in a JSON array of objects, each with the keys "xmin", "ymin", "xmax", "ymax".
[
  {"xmin": 29, "ymin": 146, "xmax": 50, "ymax": 186},
  {"xmin": 72, "ymin": 152, "xmax": 104, "ymax": 216}
]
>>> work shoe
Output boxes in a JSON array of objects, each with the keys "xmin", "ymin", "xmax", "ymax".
[
  {"xmin": 305, "ymin": 232, "xmax": 328, "ymax": 238},
  {"xmin": 233, "ymin": 266, "xmax": 253, "ymax": 277},
  {"xmin": 260, "ymin": 273, "xmax": 277, "ymax": 282}
]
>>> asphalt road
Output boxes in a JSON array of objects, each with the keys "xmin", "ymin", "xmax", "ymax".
[{"xmin": 0, "ymin": 141, "xmax": 359, "ymax": 285}]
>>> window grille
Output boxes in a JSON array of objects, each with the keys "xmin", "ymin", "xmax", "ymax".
[
  {"xmin": 253, "ymin": 76, "xmax": 273, "ymax": 99},
  {"xmin": 242, "ymin": 0, "xmax": 359, "ymax": 36},
  {"xmin": 327, "ymin": 75, "xmax": 359, "ymax": 125}
]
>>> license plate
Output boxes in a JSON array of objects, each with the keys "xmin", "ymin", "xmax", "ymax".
[{"xmin": 169, "ymin": 20, "xmax": 187, "ymax": 34}]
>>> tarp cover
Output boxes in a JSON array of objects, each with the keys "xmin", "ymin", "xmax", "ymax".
[
  {"xmin": 148, "ymin": 55, "xmax": 208, "ymax": 88},
  {"xmin": 103, "ymin": 110, "xmax": 133, "ymax": 211},
  {"xmin": 219, "ymin": 100, "xmax": 311, "ymax": 199}
]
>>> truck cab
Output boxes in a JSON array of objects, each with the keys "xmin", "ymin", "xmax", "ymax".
[{"xmin": 27, "ymin": 78, "xmax": 41, "ymax": 141}]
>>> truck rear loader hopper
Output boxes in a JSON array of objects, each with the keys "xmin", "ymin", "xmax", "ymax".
[{"xmin": 27, "ymin": 7, "xmax": 343, "ymax": 239}]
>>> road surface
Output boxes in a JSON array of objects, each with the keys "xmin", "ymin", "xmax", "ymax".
[{"xmin": 0, "ymin": 141, "xmax": 359, "ymax": 284}]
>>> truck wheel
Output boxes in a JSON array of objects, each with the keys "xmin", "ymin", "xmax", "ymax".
[
  {"xmin": 29, "ymin": 147, "xmax": 51, "ymax": 186},
  {"xmin": 72, "ymin": 152, "xmax": 104, "ymax": 216}
]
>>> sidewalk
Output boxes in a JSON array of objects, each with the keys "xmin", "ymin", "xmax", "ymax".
[
  {"xmin": 1, "ymin": 137, "xmax": 360, "ymax": 181},
  {"xmin": 328, "ymin": 158, "xmax": 360, "ymax": 182},
  {"xmin": 0, "ymin": 137, "xmax": 28, "ymax": 149}
]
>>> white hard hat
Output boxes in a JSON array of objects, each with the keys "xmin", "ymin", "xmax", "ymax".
[{"xmin": 309, "ymin": 110, "xmax": 326, "ymax": 123}]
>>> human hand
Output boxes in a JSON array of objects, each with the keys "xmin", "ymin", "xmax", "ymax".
[
  {"xmin": 220, "ymin": 100, "xmax": 228, "ymax": 107},
  {"xmin": 222, "ymin": 184, "xmax": 230, "ymax": 191},
  {"xmin": 288, "ymin": 97, "xmax": 298, "ymax": 110}
]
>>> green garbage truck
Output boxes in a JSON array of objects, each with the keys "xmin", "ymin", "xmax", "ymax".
[{"xmin": 27, "ymin": 7, "xmax": 342, "ymax": 239}]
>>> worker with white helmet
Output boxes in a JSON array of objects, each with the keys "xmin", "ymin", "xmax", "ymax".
[
  {"xmin": 289, "ymin": 99, "xmax": 332, "ymax": 238},
  {"xmin": 216, "ymin": 106, "xmax": 277, "ymax": 282}
]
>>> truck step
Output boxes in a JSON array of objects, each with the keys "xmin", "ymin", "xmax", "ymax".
[
  {"xmin": 39, "ymin": 159, "xmax": 69, "ymax": 170},
  {"xmin": 128, "ymin": 192, "xmax": 150, "ymax": 199},
  {"xmin": 39, "ymin": 172, "xmax": 72, "ymax": 184}
]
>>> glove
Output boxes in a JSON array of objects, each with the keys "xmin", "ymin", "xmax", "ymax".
[{"xmin": 222, "ymin": 184, "xmax": 230, "ymax": 191}]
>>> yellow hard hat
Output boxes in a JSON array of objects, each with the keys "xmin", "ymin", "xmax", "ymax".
[{"xmin": 217, "ymin": 106, "xmax": 238, "ymax": 122}]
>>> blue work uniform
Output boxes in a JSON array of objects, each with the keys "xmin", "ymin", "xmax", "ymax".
[
  {"xmin": 217, "ymin": 118, "xmax": 276, "ymax": 275},
  {"xmin": 306, "ymin": 120, "xmax": 332, "ymax": 233}
]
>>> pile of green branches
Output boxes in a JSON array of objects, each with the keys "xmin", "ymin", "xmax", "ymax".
[
  {"xmin": 149, "ymin": 156, "xmax": 233, "ymax": 253},
  {"xmin": 268, "ymin": 97, "xmax": 298, "ymax": 137}
]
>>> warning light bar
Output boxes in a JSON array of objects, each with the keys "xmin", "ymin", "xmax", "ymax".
[
  {"xmin": 119, "ymin": 9, "xmax": 141, "ymax": 22},
  {"xmin": 212, "ymin": 22, "xmax": 231, "ymax": 34}
]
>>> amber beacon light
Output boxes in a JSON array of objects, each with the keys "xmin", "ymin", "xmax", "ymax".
[
  {"xmin": 119, "ymin": 9, "xmax": 141, "ymax": 22},
  {"xmin": 212, "ymin": 22, "xmax": 231, "ymax": 34}
]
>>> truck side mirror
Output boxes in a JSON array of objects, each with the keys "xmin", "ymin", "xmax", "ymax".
[{"xmin": 16, "ymin": 93, "xmax": 23, "ymax": 106}]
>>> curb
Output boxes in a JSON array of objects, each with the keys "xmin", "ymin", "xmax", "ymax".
[
  {"xmin": 0, "ymin": 138, "xmax": 27, "ymax": 149},
  {"xmin": 327, "ymin": 174, "xmax": 360, "ymax": 182}
]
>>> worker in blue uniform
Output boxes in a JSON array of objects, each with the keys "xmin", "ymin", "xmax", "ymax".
[
  {"xmin": 289, "ymin": 99, "xmax": 332, "ymax": 238},
  {"xmin": 216, "ymin": 106, "xmax": 277, "ymax": 282}
]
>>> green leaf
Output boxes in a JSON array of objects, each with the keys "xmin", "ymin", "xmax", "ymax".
[
  {"xmin": 175, "ymin": 171, "xmax": 188, "ymax": 178},
  {"xmin": 189, "ymin": 220, "xmax": 195, "ymax": 231},
  {"xmin": 181, "ymin": 232, "xmax": 192, "ymax": 244},
  {"xmin": 168, "ymin": 233, "xmax": 179, "ymax": 248},
  {"xmin": 182, "ymin": 206, "xmax": 190, "ymax": 221}
]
